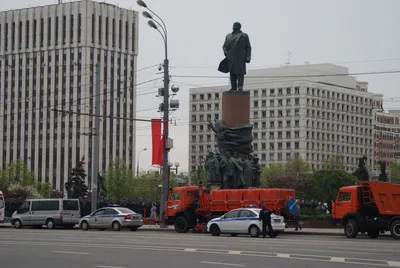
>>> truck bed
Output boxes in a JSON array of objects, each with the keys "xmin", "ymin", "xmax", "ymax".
[{"xmin": 361, "ymin": 181, "xmax": 400, "ymax": 215}]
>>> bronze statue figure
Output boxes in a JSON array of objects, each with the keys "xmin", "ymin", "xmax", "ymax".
[
  {"xmin": 252, "ymin": 157, "xmax": 261, "ymax": 187},
  {"xmin": 220, "ymin": 152, "xmax": 235, "ymax": 189},
  {"xmin": 205, "ymin": 152, "xmax": 222, "ymax": 186},
  {"xmin": 219, "ymin": 22, "xmax": 252, "ymax": 91},
  {"xmin": 243, "ymin": 157, "xmax": 254, "ymax": 188}
]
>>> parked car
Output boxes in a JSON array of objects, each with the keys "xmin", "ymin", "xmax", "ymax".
[
  {"xmin": 79, "ymin": 207, "xmax": 143, "ymax": 231},
  {"xmin": 207, "ymin": 208, "xmax": 286, "ymax": 237},
  {"xmin": 11, "ymin": 199, "xmax": 80, "ymax": 229}
]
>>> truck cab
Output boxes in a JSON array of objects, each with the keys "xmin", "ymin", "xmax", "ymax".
[
  {"xmin": 165, "ymin": 185, "xmax": 209, "ymax": 232},
  {"xmin": 332, "ymin": 185, "xmax": 361, "ymax": 223}
]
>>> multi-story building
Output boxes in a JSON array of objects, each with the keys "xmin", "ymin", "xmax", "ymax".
[
  {"xmin": 373, "ymin": 110, "xmax": 400, "ymax": 166},
  {"xmin": 189, "ymin": 64, "xmax": 376, "ymax": 174},
  {"xmin": 0, "ymin": 0, "xmax": 138, "ymax": 191}
]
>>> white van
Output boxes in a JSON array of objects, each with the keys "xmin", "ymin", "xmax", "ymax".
[
  {"xmin": 0, "ymin": 191, "xmax": 4, "ymax": 223},
  {"xmin": 11, "ymin": 199, "xmax": 80, "ymax": 229}
]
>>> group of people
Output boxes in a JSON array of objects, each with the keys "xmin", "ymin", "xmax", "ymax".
[{"xmin": 205, "ymin": 151, "xmax": 262, "ymax": 189}]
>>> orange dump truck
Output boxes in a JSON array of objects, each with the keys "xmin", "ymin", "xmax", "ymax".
[
  {"xmin": 164, "ymin": 185, "xmax": 295, "ymax": 233},
  {"xmin": 332, "ymin": 180, "xmax": 400, "ymax": 239}
]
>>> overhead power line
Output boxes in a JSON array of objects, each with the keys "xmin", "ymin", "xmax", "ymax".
[{"xmin": 172, "ymin": 69, "xmax": 400, "ymax": 79}]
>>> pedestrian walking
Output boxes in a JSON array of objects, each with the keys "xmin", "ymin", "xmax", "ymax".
[
  {"xmin": 295, "ymin": 201, "xmax": 302, "ymax": 231},
  {"xmin": 150, "ymin": 202, "xmax": 158, "ymax": 226},
  {"xmin": 259, "ymin": 203, "xmax": 275, "ymax": 238}
]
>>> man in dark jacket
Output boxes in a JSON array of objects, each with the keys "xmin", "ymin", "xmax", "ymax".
[
  {"xmin": 259, "ymin": 204, "xmax": 275, "ymax": 238},
  {"xmin": 221, "ymin": 22, "xmax": 252, "ymax": 91}
]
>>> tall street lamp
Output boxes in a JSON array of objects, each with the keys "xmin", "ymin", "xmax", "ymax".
[
  {"xmin": 137, "ymin": 148, "xmax": 147, "ymax": 177},
  {"xmin": 137, "ymin": 0, "xmax": 170, "ymax": 224}
]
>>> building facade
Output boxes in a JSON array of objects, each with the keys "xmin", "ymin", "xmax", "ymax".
[
  {"xmin": 0, "ymin": 0, "xmax": 138, "ymax": 191},
  {"xmin": 189, "ymin": 64, "xmax": 375, "ymax": 174},
  {"xmin": 373, "ymin": 110, "xmax": 400, "ymax": 166}
]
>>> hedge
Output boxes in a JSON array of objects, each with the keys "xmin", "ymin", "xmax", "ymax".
[{"xmin": 300, "ymin": 214, "xmax": 332, "ymax": 221}]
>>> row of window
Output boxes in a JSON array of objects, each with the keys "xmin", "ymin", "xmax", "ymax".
[{"xmin": 0, "ymin": 15, "xmax": 135, "ymax": 51}]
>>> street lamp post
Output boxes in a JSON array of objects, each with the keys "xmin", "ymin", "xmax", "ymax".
[
  {"xmin": 137, "ymin": 148, "xmax": 147, "ymax": 177},
  {"xmin": 137, "ymin": 0, "xmax": 170, "ymax": 224}
]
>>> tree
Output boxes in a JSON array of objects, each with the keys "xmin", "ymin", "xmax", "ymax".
[
  {"xmin": 305, "ymin": 169, "xmax": 355, "ymax": 208},
  {"xmin": 65, "ymin": 157, "xmax": 88, "ymax": 198},
  {"xmin": 105, "ymin": 159, "xmax": 134, "ymax": 200},
  {"xmin": 260, "ymin": 155, "xmax": 310, "ymax": 186},
  {"xmin": 378, "ymin": 161, "xmax": 388, "ymax": 182},
  {"xmin": 323, "ymin": 154, "xmax": 345, "ymax": 170},
  {"xmin": 191, "ymin": 166, "xmax": 205, "ymax": 185},
  {"xmin": 36, "ymin": 181, "xmax": 53, "ymax": 198},
  {"xmin": 0, "ymin": 159, "xmax": 36, "ymax": 196},
  {"xmin": 389, "ymin": 163, "xmax": 400, "ymax": 183}
]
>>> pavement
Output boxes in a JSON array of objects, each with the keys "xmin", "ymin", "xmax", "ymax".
[
  {"xmin": 0, "ymin": 227, "xmax": 399, "ymax": 268},
  {"xmin": 0, "ymin": 222, "xmax": 393, "ymax": 236}
]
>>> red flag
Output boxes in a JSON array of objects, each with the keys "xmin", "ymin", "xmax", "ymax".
[{"xmin": 151, "ymin": 119, "xmax": 162, "ymax": 165}]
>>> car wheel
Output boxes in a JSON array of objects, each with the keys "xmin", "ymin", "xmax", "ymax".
[
  {"xmin": 230, "ymin": 233, "xmax": 238, "ymax": 237},
  {"xmin": 249, "ymin": 225, "xmax": 260, "ymax": 238},
  {"xmin": 345, "ymin": 219, "xmax": 358, "ymax": 238},
  {"xmin": 14, "ymin": 219, "xmax": 22, "ymax": 229},
  {"xmin": 174, "ymin": 216, "xmax": 189, "ymax": 233},
  {"xmin": 129, "ymin": 226, "xmax": 139, "ymax": 232},
  {"xmin": 112, "ymin": 221, "xmax": 122, "ymax": 231},
  {"xmin": 367, "ymin": 229, "xmax": 379, "ymax": 238},
  {"xmin": 210, "ymin": 224, "xmax": 221, "ymax": 236},
  {"xmin": 390, "ymin": 220, "xmax": 400, "ymax": 239},
  {"xmin": 80, "ymin": 221, "xmax": 89, "ymax": 231},
  {"xmin": 46, "ymin": 219, "xmax": 55, "ymax": 230},
  {"xmin": 273, "ymin": 231, "xmax": 280, "ymax": 237}
]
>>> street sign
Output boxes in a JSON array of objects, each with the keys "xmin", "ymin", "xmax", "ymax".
[{"xmin": 288, "ymin": 198, "xmax": 297, "ymax": 215}]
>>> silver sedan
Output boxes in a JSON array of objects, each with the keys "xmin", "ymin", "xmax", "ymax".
[{"xmin": 79, "ymin": 207, "xmax": 143, "ymax": 231}]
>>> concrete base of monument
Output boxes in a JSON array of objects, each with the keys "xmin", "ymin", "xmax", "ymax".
[
  {"xmin": 209, "ymin": 184, "xmax": 221, "ymax": 191},
  {"xmin": 222, "ymin": 90, "xmax": 250, "ymax": 128}
]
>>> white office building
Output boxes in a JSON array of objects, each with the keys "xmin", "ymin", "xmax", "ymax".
[
  {"xmin": 189, "ymin": 64, "xmax": 375, "ymax": 174},
  {"xmin": 0, "ymin": 0, "xmax": 138, "ymax": 191}
]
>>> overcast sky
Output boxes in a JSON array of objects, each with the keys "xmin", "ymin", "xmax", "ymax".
[{"xmin": 2, "ymin": 0, "xmax": 400, "ymax": 173}]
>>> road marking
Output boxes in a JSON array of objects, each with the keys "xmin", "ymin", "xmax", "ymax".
[
  {"xmin": 387, "ymin": 261, "xmax": 400, "ymax": 267},
  {"xmin": 52, "ymin": 251, "xmax": 89, "ymax": 255},
  {"xmin": 200, "ymin": 261, "xmax": 245, "ymax": 267},
  {"xmin": 1, "ymin": 241, "xmax": 396, "ymax": 267},
  {"xmin": 276, "ymin": 253, "xmax": 290, "ymax": 258},
  {"xmin": 330, "ymin": 257, "xmax": 345, "ymax": 263},
  {"xmin": 97, "ymin": 266, "xmax": 126, "ymax": 268},
  {"xmin": 184, "ymin": 248, "xmax": 197, "ymax": 252}
]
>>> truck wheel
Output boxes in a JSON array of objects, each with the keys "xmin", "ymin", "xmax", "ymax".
[
  {"xmin": 367, "ymin": 229, "xmax": 379, "ymax": 238},
  {"xmin": 390, "ymin": 220, "xmax": 400, "ymax": 239},
  {"xmin": 174, "ymin": 216, "xmax": 189, "ymax": 233},
  {"xmin": 210, "ymin": 224, "xmax": 220, "ymax": 236},
  {"xmin": 345, "ymin": 219, "xmax": 358, "ymax": 238}
]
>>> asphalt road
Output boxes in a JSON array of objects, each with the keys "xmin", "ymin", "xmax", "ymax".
[{"xmin": 0, "ymin": 227, "xmax": 399, "ymax": 268}]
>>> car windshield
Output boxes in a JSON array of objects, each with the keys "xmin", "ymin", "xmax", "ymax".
[{"xmin": 118, "ymin": 208, "xmax": 135, "ymax": 214}]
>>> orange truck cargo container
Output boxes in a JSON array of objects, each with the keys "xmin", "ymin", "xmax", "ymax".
[
  {"xmin": 164, "ymin": 185, "xmax": 295, "ymax": 233},
  {"xmin": 332, "ymin": 180, "xmax": 400, "ymax": 239}
]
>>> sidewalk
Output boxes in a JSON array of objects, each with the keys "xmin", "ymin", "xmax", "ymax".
[{"xmin": 0, "ymin": 223, "xmax": 392, "ymax": 237}]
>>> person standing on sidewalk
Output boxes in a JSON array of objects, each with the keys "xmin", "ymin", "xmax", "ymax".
[
  {"xmin": 295, "ymin": 201, "xmax": 302, "ymax": 231},
  {"xmin": 259, "ymin": 204, "xmax": 275, "ymax": 238},
  {"xmin": 150, "ymin": 202, "xmax": 158, "ymax": 226}
]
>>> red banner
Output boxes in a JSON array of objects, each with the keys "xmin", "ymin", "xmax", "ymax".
[{"xmin": 151, "ymin": 119, "xmax": 162, "ymax": 165}]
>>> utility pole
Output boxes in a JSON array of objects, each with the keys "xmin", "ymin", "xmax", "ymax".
[
  {"xmin": 91, "ymin": 63, "xmax": 100, "ymax": 213},
  {"xmin": 160, "ymin": 57, "xmax": 170, "ymax": 225}
]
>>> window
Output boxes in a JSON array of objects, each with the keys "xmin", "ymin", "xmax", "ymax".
[
  {"xmin": 171, "ymin": 192, "xmax": 180, "ymax": 200},
  {"xmin": 240, "ymin": 210, "xmax": 256, "ymax": 217},
  {"xmin": 32, "ymin": 200, "xmax": 59, "ymax": 211},
  {"xmin": 0, "ymin": 197, "xmax": 4, "ymax": 209},
  {"xmin": 337, "ymin": 192, "xmax": 351, "ymax": 201},
  {"xmin": 118, "ymin": 208, "xmax": 134, "ymax": 214},
  {"xmin": 132, "ymin": 22, "xmax": 135, "ymax": 51},
  {"xmin": 19, "ymin": 201, "xmax": 31, "ymax": 213},
  {"xmin": 99, "ymin": 16, "xmax": 102, "ymax": 45},
  {"xmin": 93, "ymin": 209, "xmax": 105, "ymax": 216},
  {"xmin": 224, "ymin": 210, "xmax": 240, "ymax": 219},
  {"xmin": 63, "ymin": 200, "xmax": 79, "ymax": 210},
  {"xmin": 104, "ymin": 208, "xmax": 118, "ymax": 215}
]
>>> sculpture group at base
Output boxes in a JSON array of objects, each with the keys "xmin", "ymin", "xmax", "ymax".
[{"xmin": 204, "ymin": 151, "xmax": 261, "ymax": 189}]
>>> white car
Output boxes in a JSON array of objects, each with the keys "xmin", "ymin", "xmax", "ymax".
[{"xmin": 207, "ymin": 208, "xmax": 286, "ymax": 237}]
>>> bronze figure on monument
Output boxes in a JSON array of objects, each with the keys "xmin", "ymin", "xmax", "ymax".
[{"xmin": 218, "ymin": 22, "xmax": 252, "ymax": 91}]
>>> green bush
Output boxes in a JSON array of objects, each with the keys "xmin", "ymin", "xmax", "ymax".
[
  {"xmin": 300, "ymin": 207, "xmax": 321, "ymax": 216},
  {"xmin": 301, "ymin": 214, "xmax": 332, "ymax": 221}
]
